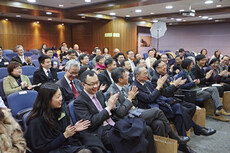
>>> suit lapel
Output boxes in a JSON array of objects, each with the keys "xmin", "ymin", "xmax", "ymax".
[
  {"xmin": 62, "ymin": 78, "xmax": 73, "ymax": 94},
  {"xmin": 82, "ymin": 91, "xmax": 100, "ymax": 112},
  {"xmin": 104, "ymin": 70, "xmax": 112, "ymax": 84}
]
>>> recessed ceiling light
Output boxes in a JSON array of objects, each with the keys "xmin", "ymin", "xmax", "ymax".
[
  {"xmin": 208, "ymin": 18, "xmax": 213, "ymax": 20},
  {"xmin": 202, "ymin": 16, "xmax": 209, "ymax": 19},
  {"xmin": 59, "ymin": 4, "xmax": 64, "ymax": 7},
  {"xmin": 198, "ymin": 16, "xmax": 202, "ymax": 18},
  {"xmin": 46, "ymin": 12, "xmax": 52, "ymax": 15},
  {"xmin": 183, "ymin": 20, "xmax": 186, "ymax": 22},
  {"xmin": 170, "ymin": 18, "xmax": 174, "ymax": 20},
  {"xmin": 27, "ymin": 0, "xmax": 36, "ymax": 2},
  {"xmin": 5, "ymin": 19, "xmax": 8, "ymax": 21},
  {"xmin": 152, "ymin": 20, "xmax": 158, "ymax": 23},
  {"xmin": 110, "ymin": 12, "xmax": 116, "ymax": 16},
  {"xmin": 204, "ymin": 0, "xmax": 213, "ymax": 4},
  {"xmin": 36, "ymin": 21, "xmax": 39, "ymax": 23},
  {"xmin": 16, "ymin": 15, "xmax": 21, "ymax": 17},
  {"xmin": 165, "ymin": 5, "xmax": 173, "ymax": 9},
  {"xmin": 61, "ymin": 23, "xmax": 64, "ymax": 26},
  {"xmin": 150, "ymin": 12, "xmax": 155, "ymax": 15},
  {"xmin": 48, "ymin": 18, "xmax": 52, "ymax": 20},
  {"xmin": 216, "ymin": 5, "xmax": 222, "ymax": 7},
  {"xmin": 179, "ymin": 9, "xmax": 184, "ymax": 12},
  {"xmin": 215, "ymin": 20, "xmax": 220, "ymax": 22},
  {"xmin": 96, "ymin": 14, "xmax": 103, "ymax": 18},
  {"xmin": 81, "ymin": 16, "xmax": 86, "ymax": 18},
  {"xmin": 85, "ymin": 0, "xmax": 91, "ymax": 2},
  {"xmin": 140, "ymin": 21, "xmax": 146, "ymax": 24},
  {"xmin": 176, "ymin": 18, "xmax": 182, "ymax": 21},
  {"xmin": 125, "ymin": 15, "xmax": 130, "ymax": 17},
  {"xmin": 135, "ymin": 9, "xmax": 142, "ymax": 13}
]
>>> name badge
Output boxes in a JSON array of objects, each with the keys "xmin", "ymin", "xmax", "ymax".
[
  {"xmin": 58, "ymin": 112, "xmax": 66, "ymax": 120},
  {"xmin": 4, "ymin": 62, "xmax": 9, "ymax": 65}
]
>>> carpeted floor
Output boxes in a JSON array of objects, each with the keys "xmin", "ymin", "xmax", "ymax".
[{"xmin": 179, "ymin": 115, "xmax": 230, "ymax": 153}]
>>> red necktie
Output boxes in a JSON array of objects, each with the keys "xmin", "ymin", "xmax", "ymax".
[{"xmin": 70, "ymin": 81, "xmax": 79, "ymax": 98}]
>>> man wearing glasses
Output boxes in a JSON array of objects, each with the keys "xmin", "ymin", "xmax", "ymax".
[{"xmin": 56, "ymin": 60, "xmax": 82, "ymax": 106}]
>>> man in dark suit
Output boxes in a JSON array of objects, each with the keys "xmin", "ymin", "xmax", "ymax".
[
  {"xmin": 115, "ymin": 52, "xmax": 125, "ymax": 67},
  {"xmin": 105, "ymin": 67, "xmax": 190, "ymax": 144},
  {"xmin": 33, "ymin": 54, "xmax": 58, "ymax": 91},
  {"xmin": 133, "ymin": 66, "xmax": 216, "ymax": 153},
  {"xmin": 98, "ymin": 58, "xmax": 117, "ymax": 92},
  {"xmin": 0, "ymin": 46, "xmax": 10, "ymax": 67},
  {"xmin": 74, "ymin": 70, "xmax": 155, "ymax": 153},
  {"xmin": 11, "ymin": 45, "xmax": 34, "ymax": 66},
  {"xmin": 121, "ymin": 59, "xmax": 134, "ymax": 85},
  {"xmin": 56, "ymin": 60, "xmax": 82, "ymax": 106}
]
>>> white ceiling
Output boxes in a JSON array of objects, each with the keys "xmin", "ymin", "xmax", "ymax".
[{"xmin": 16, "ymin": 0, "xmax": 111, "ymax": 8}]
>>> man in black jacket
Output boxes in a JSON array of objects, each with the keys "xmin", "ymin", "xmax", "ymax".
[
  {"xmin": 33, "ymin": 54, "xmax": 58, "ymax": 91},
  {"xmin": 98, "ymin": 58, "xmax": 117, "ymax": 92}
]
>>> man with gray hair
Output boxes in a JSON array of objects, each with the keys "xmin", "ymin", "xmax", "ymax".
[
  {"xmin": 12, "ymin": 45, "xmax": 34, "ymax": 66},
  {"xmin": 56, "ymin": 60, "xmax": 82, "ymax": 105}
]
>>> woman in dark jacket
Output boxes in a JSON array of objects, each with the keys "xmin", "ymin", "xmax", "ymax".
[{"xmin": 25, "ymin": 82, "xmax": 106, "ymax": 153}]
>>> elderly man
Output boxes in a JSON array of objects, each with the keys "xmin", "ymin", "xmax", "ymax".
[
  {"xmin": 56, "ymin": 60, "xmax": 82, "ymax": 105},
  {"xmin": 126, "ymin": 50, "xmax": 135, "ymax": 72},
  {"xmin": 12, "ymin": 45, "xmax": 34, "ymax": 66},
  {"xmin": 0, "ymin": 46, "xmax": 10, "ymax": 67}
]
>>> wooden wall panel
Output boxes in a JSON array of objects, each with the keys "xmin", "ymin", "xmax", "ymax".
[
  {"xmin": 0, "ymin": 20, "xmax": 71, "ymax": 51},
  {"xmin": 72, "ymin": 19, "xmax": 137, "ymax": 57}
]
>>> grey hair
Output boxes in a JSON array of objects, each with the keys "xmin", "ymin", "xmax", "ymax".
[
  {"xmin": 134, "ymin": 66, "xmax": 144, "ymax": 78},
  {"xmin": 65, "ymin": 60, "xmax": 80, "ymax": 71},
  {"xmin": 15, "ymin": 45, "xmax": 23, "ymax": 52}
]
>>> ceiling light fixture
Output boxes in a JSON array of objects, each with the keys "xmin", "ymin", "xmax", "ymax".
[
  {"xmin": 179, "ymin": 9, "xmax": 184, "ymax": 12},
  {"xmin": 183, "ymin": 20, "xmax": 186, "ymax": 22},
  {"xmin": 59, "ymin": 4, "xmax": 64, "ymax": 7},
  {"xmin": 202, "ymin": 16, "xmax": 208, "ymax": 19},
  {"xmin": 61, "ymin": 23, "xmax": 64, "ymax": 26},
  {"xmin": 81, "ymin": 16, "xmax": 86, "ymax": 18},
  {"xmin": 46, "ymin": 12, "xmax": 52, "ymax": 15},
  {"xmin": 204, "ymin": 0, "xmax": 213, "ymax": 4},
  {"xmin": 140, "ymin": 21, "xmax": 146, "ymax": 24},
  {"xmin": 36, "ymin": 21, "xmax": 39, "ymax": 23},
  {"xmin": 85, "ymin": 0, "xmax": 91, "ymax": 2},
  {"xmin": 170, "ymin": 18, "xmax": 174, "ymax": 20},
  {"xmin": 110, "ymin": 12, "xmax": 116, "ymax": 16},
  {"xmin": 135, "ymin": 9, "xmax": 142, "ymax": 13},
  {"xmin": 27, "ymin": 0, "xmax": 36, "ymax": 2},
  {"xmin": 198, "ymin": 16, "xmax": 202, "ymax": 18},
  {"xmin": 48, "ymin": 18, "xmax": 52, "ymax": 20},
  {"xmin": 208, "ymin": 18, "xmax": 213, "ymax": 20},
  {"xmin": 176, "ymin": 18, "xmax": 182, "ymax": 21},
  {"xmin": 165, "ymin": 5, "xmax": 173, "ymax": 9},
  {"xmin": 5, "ymin": 19, "xmax": 8, "ymax": 21},
  {"xmin": 216, "ymin": 5, "xmax": 222, "ymax": 7},
  {"xmin": 150, "ymin": 12, "xmax": 155, "ymax": 15},
  {"xmin": 152, "ymin": 20, "xmax": 158, "ymax": 23},
  {"xmin": 16, "ymin": 15, "xmax": 21, "ymax": 17},
  {"xmin": 125, "ymin": 15, "xmax": 130, "ymax": 17},
  {"xmin": 96, "ymin": 14, "xmax": 103, "ymax": 18}
]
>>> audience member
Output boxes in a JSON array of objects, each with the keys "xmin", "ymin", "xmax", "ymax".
[
  {"xmin": 136, "ymin": 58, "xmax": 147, "ymax": 67},
  {"xmin": 95, "ymin": 55, "xmax": 105, "ymax": 73},
  {"xmin": 116, "ymin": 52, "xmax": 125, "ymax": 67},
  {"xmin": 92, "ymin": 48, "xmax": 102, "ymax": 67},
  {"xmin": 79, "ymin": 54, "xmax": 93, "ymax": 69},
  {"xmin": 73, "ymin": 44, "xmax": 81, "ymax": 57},
  {"xmin": 25, "ymin": 82, "xmax": 105, "ymax": 153},
  {"xmin": 209, "ymin": 50, "xmax": 223, "ymax": 63},
  {"xmin": 3, "ymin": 61, "xmax": 33, "ymax": 96},
  {"xmin": 0, "ymin": 107, "xmax": 26, "ymax": 153},
  {"xmin": 146, "ymin": 49, "xmax": 157, "ymax": 68},
  {"xmin": 126, "ymin": 50, "xmax": 135, "ymax": 72},
  {"xmin": 12, "ymin": 45, "xmax": 34, "ymax": 66},
  {"xmin": 0, "ymin": 46, "xmax": 10, "ymax": 67},
  {"xmin": 121, "ymin": 59, "xmax": 134, "ymax": 85},
  {"xmin": 38, "ymin": 43, "xmax": 47, "ymax": 55},
  {"xmin": 134, "ymin": 53, "xmax": 143, "ymax": 61},
  {"xmin": 98, "ymin": 58, "xmax": 117, "ymax": 92},
  {"xmin": 102, "ymin": 47, "xmax": 111, "ymax": 59},
  {"xmin": 33, "ymin": 54, "xmax": 58, "ymax": 91},
  {"xmin": 62, "ymin": 49, "xmax": 77, "ymax": 67},
  {"xmin": 148, "ymin": 58, "xmax": 157, "ymax": 80}
]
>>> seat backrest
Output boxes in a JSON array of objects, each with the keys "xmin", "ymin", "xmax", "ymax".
[
  {"xmin": 7, "ymin": 90, "xmax": 38, "ymax": 117},
  {"xmin": 24, "ymin": 52, "xmax": 33, "ymax": 57},
  {"xmin": 28, "ymin": 49, "xmax": 38, "ymax": 55},
  {"xmin": 143, "ymin": 53, "xmax": 148, "ymax": 59},
  {"xmin": 0, "ymin": 67, "xmax": 8, "ymax": 79},
  {"xmin": 22, "ymin": 66, "xmax": 36, "ymax": 76},
  {"xmin": 2, "ymin": 50, "xmax": 13, "ymax": 56},
  {"xmin": 32, "ymin": 59, "xmax": 40, "ymax": 68},
  {"xmin": 68, "ymin": 100, "xmax": 77, "ymax": 123},
  {"xmin": 28, "ymin": 75, "xmax": 33, "ymax": 84},
  {"xmin": 31, "ymin": 55, "xmax": 40, "ymax": 60},
  {"xmin": 57, "ymin": 71, "xmax": 65, "ymax": 80},
  {"xmin": 5, "ymin": 52, "xmax": 17, "ymax": 60}
]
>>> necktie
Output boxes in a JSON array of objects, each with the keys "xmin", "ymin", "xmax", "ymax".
[
  {"xmin": 47, "ymin": 70, "xmax": 52, "ymax": 78},
  {"xmin": 70, "ymin": 81, "xmax": 79, "ymax": 98},
  {"xmin": 92, "ymin": 96, "xmax": 115, "ymax": 126},
  {"xmin": 121, "ymin": 88, "xmax": 128, "ymax": 98}
]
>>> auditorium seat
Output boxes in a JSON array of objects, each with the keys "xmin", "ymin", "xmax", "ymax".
[
  {"xmin": 57, "ymin": 71, "xmax": 65, "ymax": 80},
  {"xmin": 0, "ymin": 67, "xmax": 8, "ymax": 79},
  {"xmin": 68, "ymin": 100, "xmax": 77, "ymax": 124},
  {"xmin": 22, "ymin": 66, "xmax": 36, "ymax": 76},
  {"xmin": 28, "ymin": 49, "xmax": 38, "ymax": 55},
  {"xmin": 4, "ymin": 52, "xmax": 17, "ymax": 60},
  {"xmin": 2, "ymin": 49, "xmax": 13, "ymax": 56},
  {"xmin": 24, "ymin": 52, "xmax": 33, "ymax": 57},
  {"xmin": 32, "ymin": 59, "xmax": 40, "ymax": 67}
]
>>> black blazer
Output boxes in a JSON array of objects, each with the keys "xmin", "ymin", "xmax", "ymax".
[
  {"xmin": 191, "ymin": 64, "xmax": 208, "ymax": 87},
  {"xmin": 132, "ymin": 80, "xmax": 161, "ymax": 109},
  {"xmin": 0, "ymin": 57, "xmax": 10, "ymax": 67},
  {"xmin": 33, "ymin": 67, "xmax": 58, "ymax": 90},
  {"xmin": 12, "ymin": 55, "xmax": 35, "ymax": 66},
  {"xmin": 56, "ymin": 77, "xmax": 83, "ymax": 105},
  {"xmin": 74, "ymin": 91, "xmax": 112, "ymax": 135},
  {"xmin": 98, "ymin": 70, "xmax": 112, "ymax": 92},
  {"xmin": 151, "ymin": 72, "xmax": 178, "ymax": 98}
]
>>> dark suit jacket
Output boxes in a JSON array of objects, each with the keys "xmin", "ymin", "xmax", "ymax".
[
  {"xmin": 74, "ymin": 91, "xmax": 112, "ymax": 135},
  {"xmin": 191, "ymin": 64, "xmax": 208, "ymax": 87},
  {"xmin": 151, "ymin": 71, "xmax": 178, "ymax": 98},
  {"xmin": 33, "ymin": 67, "xmax": 58, "ymax": 91},
  {"xmin": 0, "ymin": 57, "xmax": 10, "ymax": 67},
  {"xmin": 204, "ymin": 66, "xmax": 222, "ymax": 84},
  {"xmin": 98, "ymin": 70, "xmax": 112, "ymax": 92},
  {"xmin": 56, "ymin": 77, "xmax": 83, "ymax": 105},
  {"xmin": 11, "ymin": 55, "xmax": 35, "ymax": 66},
  {"xmin": 132, "ymin": 80, "xmax": 161, "ymax": 109},
  {"xmin": 105, "ymin": 84, "xmax": 138, "ymax": 120}
]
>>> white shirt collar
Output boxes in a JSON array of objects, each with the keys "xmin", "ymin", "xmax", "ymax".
[{"xmin": 115, "ymin": 83, "xmax": 123, "ymax": 91}]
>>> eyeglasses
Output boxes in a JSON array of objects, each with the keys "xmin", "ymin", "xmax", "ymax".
[
  {"xmin": 68, "ymin": 70, "xmax": 78, "ymax": 76},
  {"xmin": 84, "ymin": 81, "xmax": 100, "ymax": 87}
]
